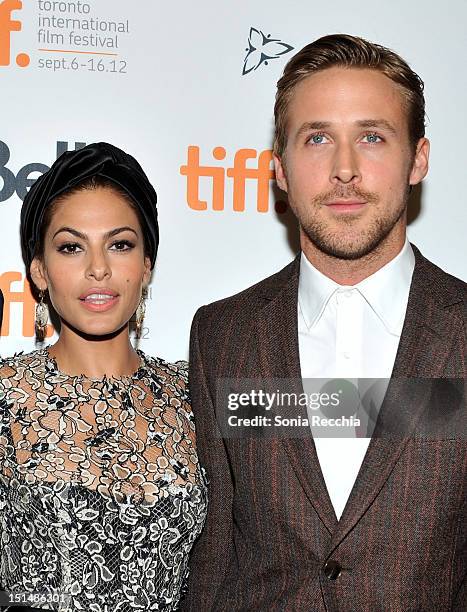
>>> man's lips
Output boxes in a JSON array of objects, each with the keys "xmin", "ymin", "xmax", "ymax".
[{"xmin": 325, "ymin": 200, "xmax": 367, "ymax": 212}]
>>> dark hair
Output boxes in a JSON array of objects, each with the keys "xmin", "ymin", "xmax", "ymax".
[
  {"xmin": 274, "ymin": 34, "xmax": 426, "ymax": 156},
  {"xmin": 34, "ymin": 176, "xmax": 151, "ymax": 262}
]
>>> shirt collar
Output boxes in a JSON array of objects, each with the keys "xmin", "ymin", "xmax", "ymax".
[
  {"xmin": 298, "ymin": 252, "xmax": 339, "ymax": 330},
  {"xmin": 357, "ymin": 239, "xmax": 415, "ymax": 335},
  {"xmin": 298, "ymin": 239, "xmax": 415, "ymax": 335}
]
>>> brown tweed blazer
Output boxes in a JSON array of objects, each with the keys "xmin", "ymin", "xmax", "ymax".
[{"xmin": 181, "ymin": 245, "xmax": 466, "ymax": 612}]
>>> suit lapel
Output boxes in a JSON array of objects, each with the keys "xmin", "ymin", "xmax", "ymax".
[
  {"xmin": 328, "ymin": 246, "xmax": 464, "ymax": 551},
  {"xmin": 255, "ymin": 257, "xmax": 338, "ymax": 533}
]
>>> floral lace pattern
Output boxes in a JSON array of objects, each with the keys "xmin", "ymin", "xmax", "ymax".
[{"xmin": 0, "ymin": 349, "xmax": 207, "ymax": 611}]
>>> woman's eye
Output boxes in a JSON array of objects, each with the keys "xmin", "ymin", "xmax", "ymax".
[
  {"xmin": 57, "ymin": 243, "xmax": 82, "ymax": 254},
  {"xmin": 308, "ymin": 133, "xmax": 328, "ymax": 145},
  {"xmin": 110, "ymin": 240, "xmax": 134, "ymax": 251},
  {"xmin": 363, "ymin": 132, "xmax": 382, "ymax": 144}
]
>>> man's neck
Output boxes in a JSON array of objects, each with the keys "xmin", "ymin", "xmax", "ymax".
[{"xmin": 300, "ymin": 230, "xmax": 407, "ymax": 286}]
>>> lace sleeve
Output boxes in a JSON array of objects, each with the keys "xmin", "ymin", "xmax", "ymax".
[
  {"xmin": 0, "ymin": 370, "xmax": 8, "ymax": 468},
  {"xmin": 0, "ymin": 374, "xmax": 9, "ymax": 611},
  {"xmin": 173, "ymin": 359, "xmax": 189, "ymax": 391}
]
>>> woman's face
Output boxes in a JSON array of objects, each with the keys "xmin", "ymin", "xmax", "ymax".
[{"xmin": 30, "ymin": 186, "xmax": 151, "ymax": 338}]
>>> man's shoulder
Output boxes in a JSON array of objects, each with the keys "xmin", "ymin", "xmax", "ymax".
[
  {"xmin": 413, "ymin": 245, "xmax": 466, "ymax": 308},
  {"xmin": 195, "ymin": 256, "xmax": 299, "ymax": 325}
]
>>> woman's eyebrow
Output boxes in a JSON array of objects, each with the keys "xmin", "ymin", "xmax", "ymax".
[{"xmin": 52, "ymin": 226, "xmax": 138, "ymax": 240}]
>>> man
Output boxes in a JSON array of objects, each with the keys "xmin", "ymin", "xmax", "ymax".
[{"xmin": 182, "ymin": 35, "xmax": 466, "ymax": 611}]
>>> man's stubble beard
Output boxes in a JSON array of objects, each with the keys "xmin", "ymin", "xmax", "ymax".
[{"xmin": 291, "ymin": 184, "xmax": 411, "ymax": 261}]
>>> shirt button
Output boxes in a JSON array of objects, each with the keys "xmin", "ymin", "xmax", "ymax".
[
  {"xmin": 344, "ymin": 291, "xmax": 352, "ymax": 298},
  {"xmin": 323, "ymin": 559, "xmax": 342, "ymax": 580},
  {"xmin": 343, "ymin": 352, "xmax": 351, "ymax": 359}
]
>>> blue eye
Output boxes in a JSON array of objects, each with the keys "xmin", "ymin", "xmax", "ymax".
[
  {"xmin": 309, "ymin": 133, "xmax": 327, "ymax": 145},
  {"xmin": 364, "ymin": 133, "xmax": 382, "ymax": 143}
]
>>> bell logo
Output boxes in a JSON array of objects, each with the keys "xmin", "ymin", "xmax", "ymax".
[
  {"xmin": 0, "ymin": 140, "xmax": 87, "ymax": 202},
  {"xmin": 180, "ymin": 146, "xmax": 276, "ymax": 212},
  {"xmin": 0, "ymin": 0, "xmax": 30, "ymax": 67}
]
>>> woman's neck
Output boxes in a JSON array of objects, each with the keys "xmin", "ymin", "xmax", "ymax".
[{"xmin": 47, "ymin": 326, "xmax": 141, "ymax": 378}]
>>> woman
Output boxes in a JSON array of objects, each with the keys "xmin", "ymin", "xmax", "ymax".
[{"xmin": 0, "ymin": 143, "xmax": 207, "ymax": 611}]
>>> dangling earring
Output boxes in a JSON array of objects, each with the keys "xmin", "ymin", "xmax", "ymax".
[
  {"xmin": 135, "ymin": 290, "xmax": 146, "ymax": 339},
  {"xmin": 35, "ymin": 289, "xmax": 49, "ymax": 341}
]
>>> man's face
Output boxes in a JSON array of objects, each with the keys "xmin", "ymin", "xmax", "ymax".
[{"xmin": 274, "ymin": 67, "xmax": 429, "ymax": 260}]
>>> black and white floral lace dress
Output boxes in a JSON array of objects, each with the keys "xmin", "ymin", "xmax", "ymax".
[{"xmin": 0, "ymin": 349, "xmax": 208, "ymax": 611}]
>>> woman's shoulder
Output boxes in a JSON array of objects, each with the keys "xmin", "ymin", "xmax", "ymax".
[
  {"xmin": 1, "ymin": 347, "xmax": 45, "ymax": 363},
  {"xmin": 139, "ymin": 352, "xmax": 189, "ymax": 394},
  {"xmin": 141, "ymin": 352, "xmax": 188, "ymax": 379},
  {"xmin": 0, "ymin": 348, "xmax": 46, "ymax": 382}
]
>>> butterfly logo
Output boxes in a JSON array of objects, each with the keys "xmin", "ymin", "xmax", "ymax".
[{"xmin": 242, "ymin": 27, "xmax": 294, "ymax": 76}]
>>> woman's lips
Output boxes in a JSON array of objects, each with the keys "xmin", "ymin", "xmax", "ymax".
[{"xmin": 79, "ymin": 293, "xmax": 119, "ymax": 312}]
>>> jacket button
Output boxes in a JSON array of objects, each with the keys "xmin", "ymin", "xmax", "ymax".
[{"xmin": 323, "ymin": 559, "xmax": 342, "ymax": 580}]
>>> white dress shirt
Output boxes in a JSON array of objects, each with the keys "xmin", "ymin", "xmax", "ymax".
[{"xmin": 298, "ymin": 240, "xmax": 415, "ymax": 519}]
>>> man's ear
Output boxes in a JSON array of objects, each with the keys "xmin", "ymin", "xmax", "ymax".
[
  {"xmin": 29, "ymin": 257, "xmax": 48, "ymax": 292},
  {"xmin": 409, "ymin": 137, "xmax": 430, "ymax": 186},
  {"xmin": 273, "ymin": 153, "xmax": 288, "ymax": 193}
]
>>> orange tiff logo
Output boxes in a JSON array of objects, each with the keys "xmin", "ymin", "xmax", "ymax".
[
  {"xmin": 180, "ymin": 146, "xmax": 276, "ymax": 212},
  {"xmin": 0, "ymin": 272, "xmax": 54, "ymax": 337},
  {"xmin": 0, "ymin": 0, "xmax": 30, "ymax": 67}
]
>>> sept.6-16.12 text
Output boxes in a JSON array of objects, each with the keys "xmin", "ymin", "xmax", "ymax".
[{"xmin": 38, "ymin": 56, "xmax": 127, "ymax": 73}]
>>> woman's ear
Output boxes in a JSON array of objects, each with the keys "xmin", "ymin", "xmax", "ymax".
[
  {"xmin": 143, "ymin": 256, "xmax": 152, "ymax": 286},
  {"xmin": 29, "ymin": 257, "xmax": 48, "ymax": 292}
]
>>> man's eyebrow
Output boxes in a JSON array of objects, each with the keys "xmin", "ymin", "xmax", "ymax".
[
  {"xmin": 295, "ymin": 119, "xmax": 398, "ymax": 139},
  {"xmin": 52, "ymin": 226, "xmax": 138, "ymax": 240},
  {"xmin": 356, "ymin": 119, "xmax": 397, "ymax": 135},
  {"xmin": 296, "ymin": 121, "xmax": 331, "ymax": 138}
]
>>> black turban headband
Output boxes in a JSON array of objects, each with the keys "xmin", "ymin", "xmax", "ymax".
[{"xmin": 20, "ymin": 142, "xmax": 159, "ymax": 270}]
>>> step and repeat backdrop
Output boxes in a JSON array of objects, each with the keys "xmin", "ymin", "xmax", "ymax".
[{"xmin": 1, "ymin": 0, "xmax": 466, "ymax": 360}]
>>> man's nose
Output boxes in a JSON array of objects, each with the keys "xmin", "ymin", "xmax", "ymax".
[{"xmin": 330, "ymin": 142, "xmax": 361, "ymax": 185}]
